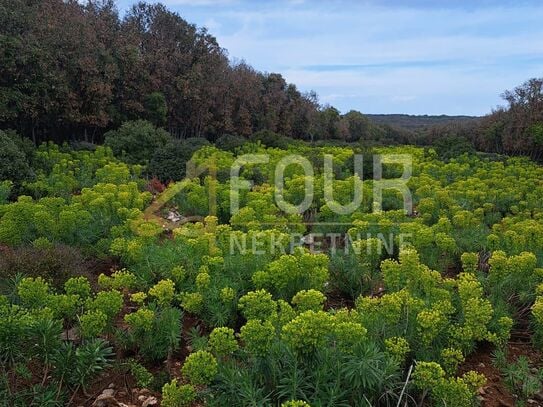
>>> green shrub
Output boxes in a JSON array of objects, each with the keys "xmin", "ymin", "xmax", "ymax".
[
  {"xmin": 0, "ymin": 131, "xmax": 33, "ymax": 187},
  {"xmin": 64, "ymin": 276, "xmax": 92, "ymax": 301},
  {"xmin": 252, "ymin": 249, "xmax": 329, "ymax": 300},
  {"xmin": 384, "ymin": 336, "xmax": 410, "ymax": 363},
  {"xmin": 124, "ymin": 308, "xmax": 155, "ymax": 332},
  {"xmin": 124, "ymin": 306, "xmax": 182, "ymax": 362},
  {"xmin": 208, "ymin": 327, "xmax": 238, "ymax": 357},
  {"xmin": 239, "ymin": 319, "xmax": 275, "ymax": 356},
  {"xmin": 250, "ymin": 130, "xmax": 291, "ymax": 149},
  {"xmin": 181, "ymin": 350, "xmax": 218, "ymax": 386},
  {"xmin": 148, "ymin": 138, "xmax": 210, "ymax": 182},
  {"xmin": 281, "ymin": 401, "xmax": 311, "ymax": 407},
  {"xmin": 104, "ymin": 120, "xmax": 171, "ymax": 164},
  {"xmin": 413, "ymin": 361, "xmax": 485, "ymax": 407},
  {"xmin": 215, "ymin": 134, "xmax": 246, "ymax": 152},
  {"xmin": 282, "ymin": 311, "xmax": 333, "ymax": 354},
  {"xmin": 128, "ymin": 359, "xmax": 154, "ymax": 388},
  {"xmin": 79, "ymin": 310, "xmax": 108, "ymax": 338},
  {"xmin": 149, "ymin": 279, "xmax": 176, "ymax": 306},
  {"xmin": 17, "ymin": 277, "xmax": 50, "ymax": 309},
  {"xmin": 48, "ymin": 294, "xmax": 79, "ymax": 320},
  {"xmin": 503, "ymin": 356, "xmax": 543, "ymax": 402},
  {"xmin": 238, "ymin": 289, "xmax": 276, "ymax": 321},
  {"xmin": 0, "ymin": 180, "xmax": 13, "ymax": 204},
  {"xmin": 86, "ymin": 290, "xmax": 124, "ymax": 321},
  {"xmin": 98, "ymin": 269, "xmax": 138, "ymax": 291},
  {"xmin": 291, "ymin": 289, "xmax": 326, "ymax": 312},
  {"xmin": 161, "ymin": 379, "xmax": 196, "ymax": 407}
]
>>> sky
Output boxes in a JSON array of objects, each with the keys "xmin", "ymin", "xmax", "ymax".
[{"xmin": 116, "ymin": 0, "xmax": 543, "ymax": 116}]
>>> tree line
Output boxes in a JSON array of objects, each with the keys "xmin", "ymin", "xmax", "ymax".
[
  {"xmin": 0, "ymin": 0, "xmax": 402, "ymax": 145},
  {"xmin": 2, "ymin": 0, "xmax": 541, "ymax": 159},
  {"xmin": 416, "ymin": 78, "xmax": 543, "ymax": 161}
]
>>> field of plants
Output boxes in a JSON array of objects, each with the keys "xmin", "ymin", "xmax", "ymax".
[{"xmin": 2, "ymin": 130, "xmax": 543, "ymax": 406}]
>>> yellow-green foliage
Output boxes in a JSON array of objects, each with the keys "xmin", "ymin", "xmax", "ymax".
[
  {"xmin": 253, "ymin": 248, "xmax": 329, "ymax": 300},
  {"xmin": 161, "ymin": 379, "xmax": 196, "ymax": 407},
  {"xmin": 181, "ymin": 350, "xmax": 218, "ymax": 386},
  {"xmin": 208, "ymin": 327, "xmax": 239, "ymax": 356},
  {"xmin": 240, "ymin": 319, "xmax": 276, "ymax": 356},
  {"xmin": 291, "ymin": 289, "xmax": 326, "ymax": 313},
  {"xmin": 149, "ymin": 279, "xmax": 176, "ymax": 306}
]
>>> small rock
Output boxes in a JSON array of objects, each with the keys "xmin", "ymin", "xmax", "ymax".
[
  {"xmin": 142, "ymin": 396, "xmax": 158, "ymax": 407},
  {"xmin": 478, "ymin": 387, "xmax": 486, "ymax": 396},
  {"xmin": 527, "ymin": 399, "xmax": 537, "ymax": 405},
  {"xmin": 108, "ymin": 382, "xmax": 115, "ymax": 389},
  {"xmin": 478, "ymin": 362, "xmax": 485, "ymax": 368},
  {"xmin": 138, "ymin": 395, "xmax": 146, "ymax": 402},
  {"xmin": 102, "ymin": 389, "xmax": 115, "ymax": 398},
  {"xmin": 166, "ymin": 211, "xmax": 182, "ymax": 222}
]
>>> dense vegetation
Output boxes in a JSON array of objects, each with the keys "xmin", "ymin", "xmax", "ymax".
[
  {"xmin": 410, "ymin": 79, "xmax": 543, "ymax": 161},
  {"xmin": 3, "ymin": 1, "xmax": 543, "ymax": 406},
  {"xmin": 2, "ymin": 130, "xmax": 543, "ymax": 406}
]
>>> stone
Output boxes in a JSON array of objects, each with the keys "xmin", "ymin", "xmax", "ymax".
[
  {"xmin": 142, "ymin": 396, "xmax": 158, "ymax": 407},
  {"xmin": 102, "ymin": 389, "xmax": 115, "ymax": 397}
]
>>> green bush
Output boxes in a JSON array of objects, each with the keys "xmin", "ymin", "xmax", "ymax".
[
  {"xmin": 215, "ymin": 134, "xmax": 246, "ymax": 152},
  {"xmin": 208, "ymin": 327, "xmax": 238, "ymax": 357},
  {"xmin": 17, "ymin": 277, "xmax": 50, "ymax": 309},
  {"xmin": 123, "ymin": 306, "xmax": 182, "ymax": 362},
  {"xmin": 147, "ymin": 138, "xmax": 209, "ymax": 182},
  {"xmin": 238, "ymin": 289, "xmax": 276, "ymax": 321},
  {"xmin": 0, "ymin": 130, "xmax": 33, "ymax": 188},
  {"xmin": 252, "ymin": 249, "xmax": 329, "ymax": 301},
  {"xmin": 250, "ymin": 130, "xmax": 291, "ymax": 149},
  {"xmin": 128, "ymin": 359, "xmax": 154, "ymax": 389},
  {"xmin": 161, "ymin": 379, "xmax": 196, "ymax": 407},
  {"xmin": 104, "ymin": 120, "xmax": 171, "ymax": 164},
  {"xmin": 64, "ymin": 276, "xmax": 92, "ymax": 301},
  {"xmin": 86, "ymin": 290, "xmax": 124, "ymax": 322},
  {"xmin": 181, "ymin": 350, "xmax": 218, "ymax": 386},
  {"xmin": 0, "ymin": 180, "xmax": 12, "ymax": 204},
  {"xmin": 291, "ymin": 289, "xmax": 326, "ymax": 312},
  {"xmin": 79, "ymin": 310, "xmax": 108, "ymax": 338},
  {"xmin": 239, "ymin": 319, "xmax": 275, "ymax": 356}
]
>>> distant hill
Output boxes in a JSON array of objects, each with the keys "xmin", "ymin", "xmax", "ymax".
[{"xmin": 366, "ymin": 114, "xmax": 480, "ymax": 132}]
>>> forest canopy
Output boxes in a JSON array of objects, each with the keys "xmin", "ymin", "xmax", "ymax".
[{"xmin": 0, "ymin": 0, "xmax": 393, "ymax": 144}]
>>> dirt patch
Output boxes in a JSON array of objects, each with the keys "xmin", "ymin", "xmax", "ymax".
[{"xmin": 460, "ymin": 341, "xmax": 543, "ymax": 407}]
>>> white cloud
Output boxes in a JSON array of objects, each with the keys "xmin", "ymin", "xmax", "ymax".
[{"xmin": 161, "ymin": 1, "xmax": 543, "ymax": 114}]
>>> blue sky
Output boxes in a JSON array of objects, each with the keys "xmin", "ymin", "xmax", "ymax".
[{"xmin": 116, "ymin": 0, "xmax": 543, "ymax": 116}]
